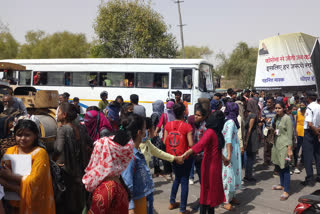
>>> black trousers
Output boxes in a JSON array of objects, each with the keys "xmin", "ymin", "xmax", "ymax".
[
  {"xmin": 303, "ymin": 129, "xmax": 320, "ymax": 181},
  {"xmin": 200, "ymin": 205, "xmax": 215, "ymax": 214}
]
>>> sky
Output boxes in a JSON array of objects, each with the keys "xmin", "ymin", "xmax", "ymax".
[{"xmin": 2, "ymin": 0, "xmax": 320, "ymax": 63}]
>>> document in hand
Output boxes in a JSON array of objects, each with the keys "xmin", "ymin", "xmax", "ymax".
[{"xmin": 2, "ymin": 154, "xmax": 32, "ymax": 200}]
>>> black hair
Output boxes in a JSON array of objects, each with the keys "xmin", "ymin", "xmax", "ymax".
[
  {"xmin": 120, "ymin": 103, "xmax": 134, "ymax": 122},
  {"xmin": 116, "ymin": 95, "xmax": 124, "ymax": 103},
  {"xmin": 174, "ymin": 90, "xmax": 182, "ymax": 96},
  {"xmin": 59, "ymin": 103, "xmax": 78, "ymax": 122},
  {"xmin": 195, "ymin": 104, "xmax": 207, "ymax": 117},
  {"xmin": 14, "ymin": 119, "xmax": 39, "ymax": 147},
  {"xmin": 288, "ymin": 105, "xmax": 296, "ymax": 111},
  {"xmin": 86, "ymin": 106, "xmax": 100, "ymax": 112},
  {"xmin": 130, "ymin": 94, "xmax": 139, "ymax": 104},
  {"xmin": 113, "ymin": 114, "xmax": 145, "ymax": 146},
  {"xmin": 266, "ymin": 97, "xmax": 274, "ymax": 102},
  {"xmin": 231, "ymin": 91, "xmax": 237, "ymax": 96},
  {"xmin": 275, "ymin": 101, "xmax": 286, "ymax": 109},
  {"xmin": 214, "ymin": 93, "xmax": 222, "ymax": 99},
  {"xmin": 227, "ymin": 88, "xmax": 233, "ymax": 95},
  {"xmin": 59, "ymin": 94, "xmax": 67, "ymax": 98},
  {"xmin": 193, "ymin": 103, "xmax": 201, "ymax": 113},
  {"xmin": 73, "ymin": 97, "xmax": 79, "ymax": 102},
  {"xmin": 100, "ymin": 91, "xmax": 108, "ymax": 99},
  {"xmin": 63, "ymin": 92, "xmax": 70, "ymax": 98},
  {"xmin": 173, "ymin": 102, "xmax": 185, "ymax": 119},
  {"xmin": 146, "ymin": 117, "xmax": 152, "ymax": 130},
  {"xmin": 273, "ymin": 101, "xmax": 287, "ymax": 129}
]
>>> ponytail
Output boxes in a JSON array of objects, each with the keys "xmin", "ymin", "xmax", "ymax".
[{"xmin": 113, "ymin": 114, "xmax": 145, "ymax": 146}]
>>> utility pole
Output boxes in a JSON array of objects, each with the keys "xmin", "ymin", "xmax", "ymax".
[{"xmin": 175, "ymin": 0, "xmax": 185, "ymax": 58}]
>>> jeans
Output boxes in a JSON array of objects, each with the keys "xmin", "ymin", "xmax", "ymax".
[
  {"xmin": 294, "ymin": 136, "xmax": 304, "ymax": 167},
  {"xmin": 163, "ymin": 145, "xmax": 172, "ymax": 174},
  {"xmin": 189, "ymin": 159, "xmax": 195, "ymax": 179},
  {"xmin": 303, "ymin": 130, "xmax": 320, "ymax": 181},
  {"xmin": 245, "ymin": 151, "xmax": 256, "ymax": 178},
  {"xmin": 170, "ymin": 156, "xmax": 193, "ymax": 212},
  {"xmin": 146, "ymin": 193, "xmax": 154, "ymax": 214},
  {"xmin": 194, "ymin": 157, "xmax": 202, "ymax": 183},
  {"xmin": 200, "ymin": 205, "xmax": 215, "ymax": 214},
  {"xmin": 190, "ymin": 156, "xmax": 202, "ymax": 182},
  {"xmin": 279, "ymin": 166, "xmax": 290, "ymax": 193}
]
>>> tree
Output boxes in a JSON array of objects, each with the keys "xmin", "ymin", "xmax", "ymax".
[
  {"xmin": 91, "ymin": 0, "xmax": 178, "ymax": 58},
  {"xmin": 18, "ymin": 31, "xmax": 90, "ymax": 59},
  {"xmin": 178, "ymin": 45, "xmax": 213, "ymax": 59},
  {"xmin": 0, "ymin": 24, "xmax": 19, "ymax": 59},
  {"xmin": 215, "ymin": 42, "xmax": 258, "ymax": 88}
]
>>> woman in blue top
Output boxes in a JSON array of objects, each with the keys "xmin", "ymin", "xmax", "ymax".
[
  {"xmin": 221, "ymin": 102, "xmax": 242, "ymax": 211},
  {"xmin": 121, "ymin": 114, "xmax": 153, "ymax": 214}
]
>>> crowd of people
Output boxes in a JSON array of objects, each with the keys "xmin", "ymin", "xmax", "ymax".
[{"xmin": 0, "ymin": 87, "xmax": 319, "ymax": 214}]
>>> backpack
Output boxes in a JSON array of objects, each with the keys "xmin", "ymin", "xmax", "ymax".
[{"xmin": 165, "ymin": 122, "xmax": 188, "ymax": 156}]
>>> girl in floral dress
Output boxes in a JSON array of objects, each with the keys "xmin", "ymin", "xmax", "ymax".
[{"xmin": 221, "ymin": 102, "xmax": 242, "ymax": 211}]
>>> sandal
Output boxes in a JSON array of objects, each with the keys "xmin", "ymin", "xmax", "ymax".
[
  {"xmin": 222, "ymin": 203, "xmax": 234, "ymax": 211},
  {"xmin": 272, "ymin": 185, "xmax": 284, "ymax": 190},
  {"xmin": 280, "ymin": 193, "xmax": 289, "ymax": 201}
]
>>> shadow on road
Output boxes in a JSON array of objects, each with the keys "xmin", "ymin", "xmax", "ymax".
[
  {"xmin": 153, "ymin": 189, "xmax": 164, "ymax": 196},
  {"xmin": 220, "ymin": 187, "xmax": 263, "ymax": 213},
  {"xmin": 154, "ymin": 180, "xmax": 170, "ymax": 188},
  {"xmin": 290, "ymin": 179, "xmax": 305, "ymax": 196}
]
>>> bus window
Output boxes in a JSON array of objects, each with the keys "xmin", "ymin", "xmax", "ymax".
[
  {"xmin": 38, "ymin": 72, "xmax": 64, "ymax": 86},
  {"xmin": 100, "ymin": 72, "xmax": 134, "ymax": 87},
  {"xmin": 19, "ymin": 71, "xmax": 31, "ymax": 85},
  {"xmin": 171, "ymin": 69, "xmax": 192, "ymax": 89},
  {"xmin": 88, "ymin": 73, "xmax": 98, "ymax": 87},
  {"xmin": 100, "ymin": 73, "xmax": 111, "ymax": 86},
  {"xmin": 136, "ymin": 73, "xmax": 168, "ymax": 88},
  {"xmin": 199, "ymin": 64, "xmax": 214, "ymax": 92},
  {"xmin": 71, "ymin": 72, "xmax": 98, "ymax": 86},
  {"xmin": 65, "ymin": 72, "xmax": 72, "ymax": 86}
]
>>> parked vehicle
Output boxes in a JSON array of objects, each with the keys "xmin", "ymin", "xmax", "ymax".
[{"xmin": 294, "ymin": 190, "xmax": 320, "ymax": 214}]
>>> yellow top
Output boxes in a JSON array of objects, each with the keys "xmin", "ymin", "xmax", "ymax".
[
  {"xmin": 6, "ymin": 146, "xmax": 55, "ymax": 214},
  {"xmin": 296, "ymin": 110, "xmax": 305, "ymax": 137},
  {"xmin": 139, "ymin": 139, "xmax": 174, "ymax": 168}
]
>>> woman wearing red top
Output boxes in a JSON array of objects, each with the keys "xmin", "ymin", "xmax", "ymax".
[
  {"xmin": 182, "ymin": 111, "xmax": 226, "ymax": 214},
  {"xmin": 164, "ymin": 102, "xmax": 193, "ymax": 214}
]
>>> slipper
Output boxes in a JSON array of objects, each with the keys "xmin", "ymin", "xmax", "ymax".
[
  {"xmin": 280, "ymin": 193, "xmax": 289, "ymax": 201},
  {"xmin": 222, "ymin": 203, "xmax": 234, "ymax": 211},
  {"xmin": 272, "ymin": 185, "xmax": 284, "ymax": 190}
]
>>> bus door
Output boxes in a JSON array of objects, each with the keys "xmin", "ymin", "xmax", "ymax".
[{"xmin": 170, "ymin": 68, "xmax": 193, "ymax": 114}]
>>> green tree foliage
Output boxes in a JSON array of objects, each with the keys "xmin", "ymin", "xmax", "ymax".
[
  {"xmin": 91, "ymin": 0, "xmax": 178, "ymax": 58},
  {"xmin": 18, "ymin": 31, "xmax": 90, "ymax": 59},
  {"xmin": 215, "ymin": 42, "xmax": 258, "ymax": 88},
  {"xmin": 178, "ymin": 46, "xmax": 213, "ymax": 59},
  {"xmin": 0, "ymin": 23, "xmax": 19, "ymax": 59}
]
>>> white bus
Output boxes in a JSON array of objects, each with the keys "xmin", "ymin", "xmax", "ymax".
[{"xmin": 0, "ymin": 58, "xmax": 215, "ymax": 116}]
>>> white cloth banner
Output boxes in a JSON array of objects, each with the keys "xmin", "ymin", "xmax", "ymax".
[{"xmin": 254, "ymin": 33, "xmax": 317, "ymax": 88}]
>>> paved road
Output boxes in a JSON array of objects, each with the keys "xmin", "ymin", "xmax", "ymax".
[{"xmin": 152, "ymin": 148, "xmax": 320, "ymax": 214}]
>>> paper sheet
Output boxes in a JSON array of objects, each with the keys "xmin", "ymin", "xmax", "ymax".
[{"xmin": 2, "ymin": 154, "xmax": 32, "ymax": 200}]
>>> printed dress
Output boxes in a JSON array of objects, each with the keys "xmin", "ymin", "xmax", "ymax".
[
  {"xmin": 222, "ymin": 119, "xmax": 242, "ymax": 203},
  {"xmin": 89, "ymin": 180, "xmax": 129, "ymax": 214}
]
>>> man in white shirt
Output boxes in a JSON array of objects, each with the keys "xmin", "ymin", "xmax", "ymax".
[{"xmin": 302, "ymin": 91, "xmax": 320, "ymax": 186}]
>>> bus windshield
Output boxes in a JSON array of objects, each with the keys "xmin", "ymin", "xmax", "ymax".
[{"xmin": 199, "ymin": 64, "xmax": 214, "ymax": 92}]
